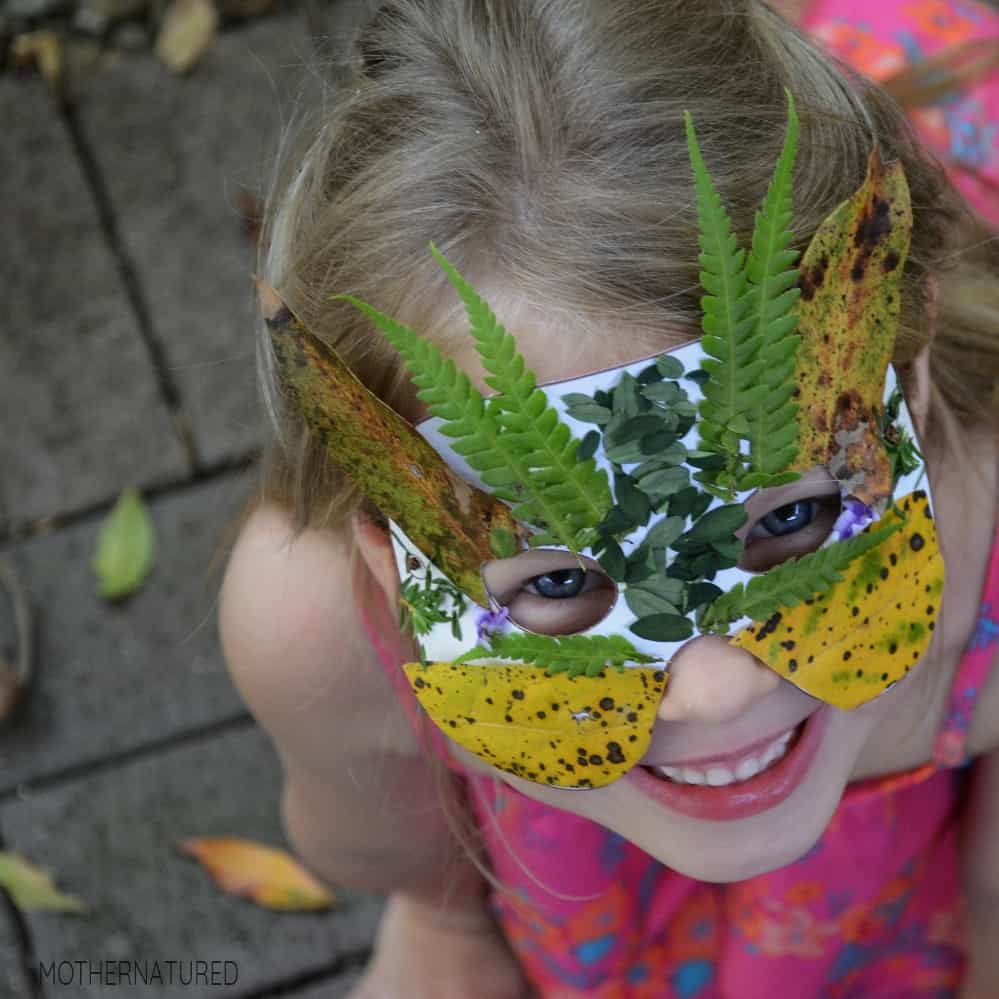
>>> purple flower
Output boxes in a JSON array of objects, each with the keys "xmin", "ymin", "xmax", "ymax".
[
  {"xmin": 832, "ymin": 497, "xmax": 875, "ymax": 542},
  {"xmin": 476, "ymin": 606, "xmax": 511, "ymax": 643}
]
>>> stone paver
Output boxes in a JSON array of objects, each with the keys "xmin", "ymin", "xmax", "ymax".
[
  {"xmin": 0, "ymin": 904, "xmax": 29, "ymax": 998},
  {"xmin": 0, "ymin": 78, "xmax": 189, "ymax": 534},
  {"xmin": 284, "ymin": 967, "xmax": 365, "ymax": 999},
  {"xmin": 72, "ymin": 16, "xmax": 318, "ymax": 468},
  {"xmin": 0, "ymin": 726, "xmax": 381, "ymax": 998},
  {"xmin": 0, "ymin": 473, "xmax": 255, "ymax": 792}
]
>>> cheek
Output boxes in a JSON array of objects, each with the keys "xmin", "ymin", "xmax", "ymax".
[
  {"xmin": 499, "ymin": 769, "xmax": 627, "ymax": 824},
  {"xmin": 453, "ymin": 744, "xmax": 627, "ymax": 818}
]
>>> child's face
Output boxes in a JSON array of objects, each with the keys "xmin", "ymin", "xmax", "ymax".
[{"xmin": 420, "ymin": 323, "xmax": 938, "ymax": 882}]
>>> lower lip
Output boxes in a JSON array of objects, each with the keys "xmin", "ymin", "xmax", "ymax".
[{"xmin": 625, "ymin": 706, "xmax": 831, "ymax": 821}]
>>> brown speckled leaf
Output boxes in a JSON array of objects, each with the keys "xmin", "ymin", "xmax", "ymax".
[
  {"xmin": 731, "ymin": 491, "xmax": 943, "ymax": 709},
  {"xmin": 402, "ymin": 660, "xmax": 668, "ymax": 788},
  {"xmin": 792, "ymin": 152, "xmax": 913, "ymax": 507},
  {"xmin": 260, "ymin": 284, "xmax": 527, "ymax": 604}
]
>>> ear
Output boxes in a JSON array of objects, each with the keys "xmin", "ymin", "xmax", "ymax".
[
  {"xmin": 352, "ymin": 512, "xmax": 401, "ymax": 613},
  {"xmin": 905, "ymin": 275, "xmax": 939, "ymax": 441},
  {"xmin": 906, "ymin": 343, "xmax": 933, "ymax": 441}
]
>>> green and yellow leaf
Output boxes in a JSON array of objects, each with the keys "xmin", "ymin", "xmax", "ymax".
[
  {"xmin": 791, "ymin": 151, "xmax": 913, "ymax": 507},
  {"xmin": 730, "ymin": 492, "xmax": 942, "ymax": 708},
  {"xmin": 402, "ymin": 660, "xmax": 668, "ymax": 788},
  {"xmin": 701, "ymin": 518, "xmax": 900, "ymax": 632},
  {"xmin": 0, "ymin": 852, "xmax": 86, "ymax": 913},
  {"xmin": 260, "ymin": 283, "xmax": 526, "ymax": 605}
]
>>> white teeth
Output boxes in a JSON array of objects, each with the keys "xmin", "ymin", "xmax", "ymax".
[
  {"xmin": 735, "ymin": 757, "xmax": 762, "ymax": 781},
  {"xmin": 649, "ymin": 726, "xmax": 798, "ymax": 787},
  {"xmin": 706, "ymin": 767, "xmax": 735, "ymax": 787}
]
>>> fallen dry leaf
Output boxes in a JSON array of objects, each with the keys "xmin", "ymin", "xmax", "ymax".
[
  {"xmin": 179, "ymin": 837, "xmax": 335, "ymax": 911},
  {"xmin": 155, "ymin": 0, "xmax": 218, "ymax": 74},
  {"xmin": 0, "ymin": 558, "xmax": 32, "ymax": 722},
  {"xmin": 0, "ymin": 852, "xmax": 87, "ymax": 913},
  {"xmin": 11, "ymin": 31, "xmax": 64, "ymax": 91},
  {"xmin": 236, "ymin": 190, "xmax": 263, "ymax": 246}
]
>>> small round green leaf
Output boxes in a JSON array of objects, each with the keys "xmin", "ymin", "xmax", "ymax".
[
  {"xmin": 656, "ymin": 355, "xmax": 685, "ymax": 379},
  {"xmin": 576, "ymin": 430, "xmax": 601, "ymax": 462},
  {"xmin": 630, "ymin": 614, "xmax": 694, "ymax": 642},
  {"xmin": 615, "ymin": 475, "xmax": 651, "ymax": 528},
  {"xmin": 92, "ymin": 487, "xmax": 155, "ymax": 600},
  {"xmin": 596, "ymin": 537, "xmax": 627, "ymax": 581}
]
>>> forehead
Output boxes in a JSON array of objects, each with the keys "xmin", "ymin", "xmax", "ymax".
[{"xmin": 443, "ymin": 292, "xmax": 698, "ymax": 392}]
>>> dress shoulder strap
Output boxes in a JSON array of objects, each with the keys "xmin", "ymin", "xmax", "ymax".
[{"xmin": 933, "ymin": 518, "xmax": 999, "ymax": 767}]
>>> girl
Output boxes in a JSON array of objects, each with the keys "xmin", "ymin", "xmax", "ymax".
[{"xmin": 219, "ymin": 1, "xmax": 999, "ymax": 996}]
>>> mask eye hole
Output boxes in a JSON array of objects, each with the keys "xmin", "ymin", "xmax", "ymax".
[
  {"xmin": 482, "ymin": 551, "xmax": 618, "ymax": 636},
  {"xmin": 740, "ymin": 493, "xmax": 843, "ymax": 573}
]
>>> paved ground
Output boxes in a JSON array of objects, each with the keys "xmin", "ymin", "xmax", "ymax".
[{"xmin": 1, "ymin": 6, "xmax": 383, "ymax": 996}]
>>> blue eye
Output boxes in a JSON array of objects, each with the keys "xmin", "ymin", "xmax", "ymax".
[
  {"xmin": 528, "ymin": 569, "xmax": 587, "ymax": 599},
  {"xmin": 760, "ymin": 500, "xmax": 817, "ymax": 537}
]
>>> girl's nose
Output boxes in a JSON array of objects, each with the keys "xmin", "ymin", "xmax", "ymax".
[{"xmin": 657, "ymin": 635, "xmax": 781, "ymax": 724}]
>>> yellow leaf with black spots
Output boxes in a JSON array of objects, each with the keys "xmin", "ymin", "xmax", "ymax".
[
  {"xmin": 401, "ymin": 661, "xmax": 668, "ymax": 788},
  {"xmin": 731, "ymin": 491, "xmax": 943, "ymax": 709},
  {"xmin": 792, "ymin": 151, "xmax": 912, "ymax": 508}
]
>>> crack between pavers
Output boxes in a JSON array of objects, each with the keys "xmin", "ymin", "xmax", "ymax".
[
  {"xmin": 54, "ymin": 93, "xmax": 203, "ymax": 476},
  {"xmin": 0, "ymin": 830, "xmax": 46, "ymax": 999},
  {"xmin": 219, "ymin": 949, "xmax": 372, "ymax": 999},
  {"xmin": 0, "ymin": 712, "xmax": 255, "ymax": 801},
  {"xmin": 0, "ymin": 448, "xmax": 260, "ymax": 549}
]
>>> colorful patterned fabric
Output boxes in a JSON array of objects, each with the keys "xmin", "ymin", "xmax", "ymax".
[
  {"xmin": 802, "ymin": 0, "xmax": 999, "ymax": 228},
  {"xmin": 361, "ymin": 518, "xmax": 999, "ymax": 997}
]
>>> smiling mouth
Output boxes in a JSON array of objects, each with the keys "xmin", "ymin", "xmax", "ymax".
[
  {"xmin": 626, "ymin": 708, "xmax": 829, "ymax": 821},
  {"xmin": 642, "ymin": 724, "xmax": 803, "ymax": 787}
]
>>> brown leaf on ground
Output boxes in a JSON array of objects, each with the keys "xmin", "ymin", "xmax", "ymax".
[
  {"xmin": 155, "ymin": 0, "xmax": 218, "ymax": 74},
  {"xmin": 236, "ymin": 190, "xmax": 263, "ymax": 246},
  {"xmin": 0, "ymin": 559, "xmax": 32, "ymax": 722},
  {"xmin": 11, "ymin": 31, "xmax": 64, "ymax": 91}
]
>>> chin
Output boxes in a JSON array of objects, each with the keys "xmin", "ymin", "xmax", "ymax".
[
  {"xmin": 504, "ymin": 715, "xmax": 858, "ymax": 885},
  {"xmin": 628, "ymin": 809, "xmax": 833, "ymax": 884}
]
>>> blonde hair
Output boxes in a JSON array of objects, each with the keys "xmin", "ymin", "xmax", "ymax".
[{"xmin": 252, "ymin": 0, "xmax": 998, "ymax": 536}]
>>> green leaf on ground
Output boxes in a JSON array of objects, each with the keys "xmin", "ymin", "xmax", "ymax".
[
  {"xmin": 92, "ymin": 487, "xmax": 155, "ymax": 600},
  {"xmin": 0, "ymin": 852, "xmax": 86, "ymax": 913}
]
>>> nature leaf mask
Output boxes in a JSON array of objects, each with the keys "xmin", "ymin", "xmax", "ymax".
[{"xmin": 264, "ymin": 94, "xmax": 944, "ymax": 790}]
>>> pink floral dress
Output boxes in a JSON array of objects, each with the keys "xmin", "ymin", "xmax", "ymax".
[
  {"xmin": 802, "ymin": 0, "xmax": 999, "ymax": 228},
  {"xmin": 362, "ymin": 520, "xmax": 999, "ymax": 997}
]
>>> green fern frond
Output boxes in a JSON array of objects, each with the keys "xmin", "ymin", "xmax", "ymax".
[
  {"xmin": 454, "ymin": 633, "xmax": 656, "ymax": 679},
  {"xmin": 700, "ymin": 520, "xmax": 902, "ymax": 632},
  {"xmin": 339, "ymin": 296, "xmax": 566, "ymax": 541},
  {"xmin": 743, "ymin": 90, "xmax": 802, "ymax": 480},
  {"xmin": 684, "ymin": 111, "xmax": 755, "ymax": 492},
  {"xmin": 685, "ymin": 96, "xmax": 805, "ymax": 495},
  {"xmin": 429, "ymin": 245, "xmax": 613, "ymax": 547}
]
